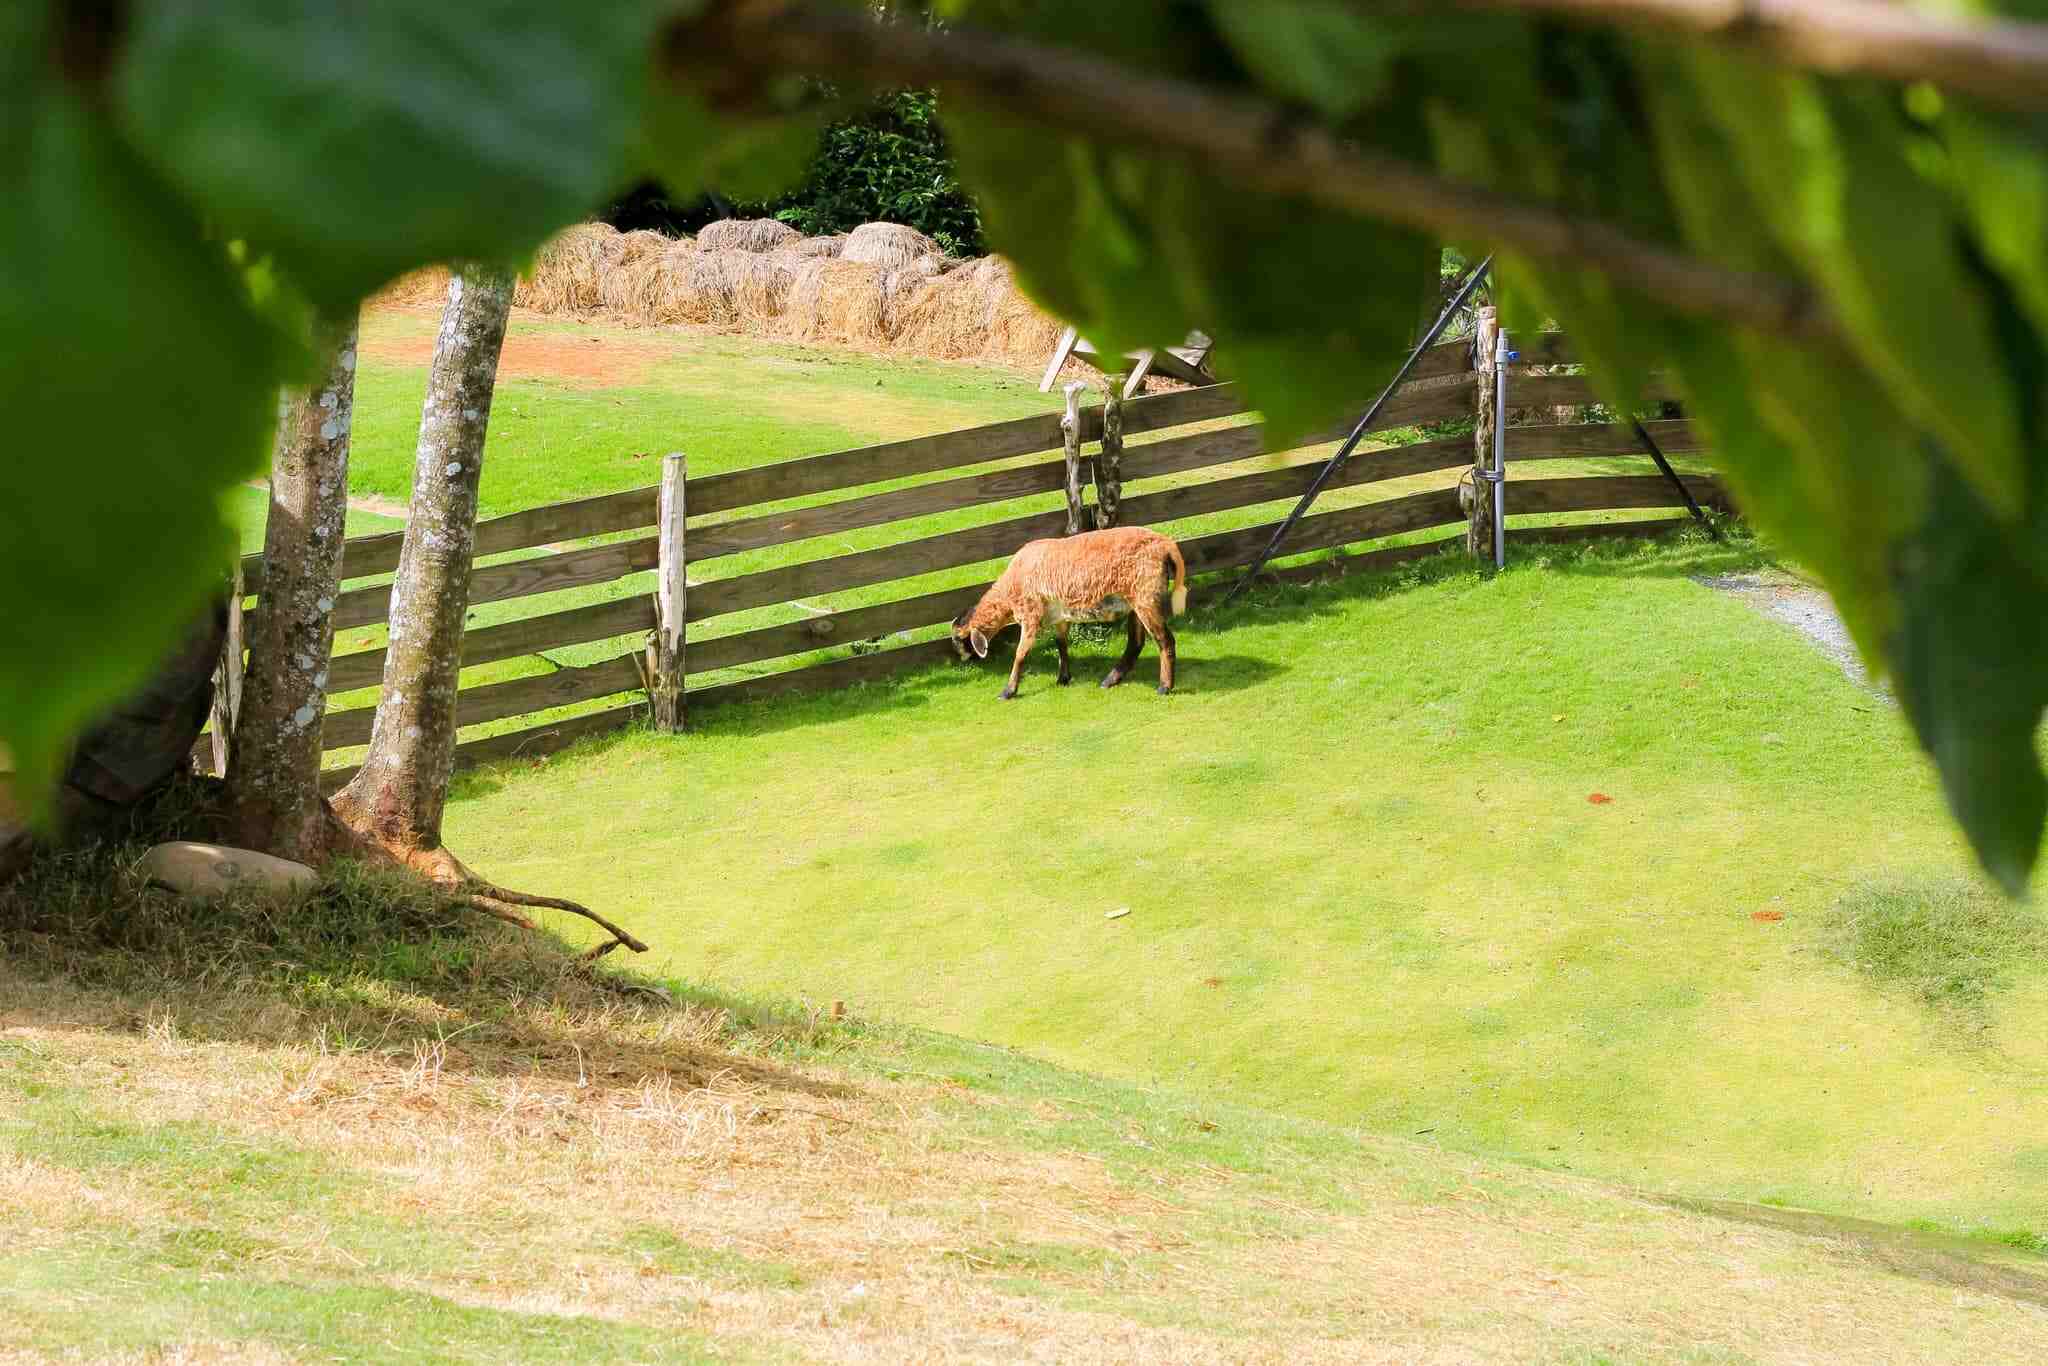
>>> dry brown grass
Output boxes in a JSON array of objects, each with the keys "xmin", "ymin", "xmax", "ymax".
[{"xmin": 4, "ymin": 855, "xmax": 2046, "ymax": 1366}]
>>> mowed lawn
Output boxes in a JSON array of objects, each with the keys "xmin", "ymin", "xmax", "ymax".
[
  {"xmin": 245, "ymin": 306, "xmax": 1710, "ymax": 753},
  {"xmin": 447, "ymin": 535, "xmax": 2048, "ymax": 1244}
]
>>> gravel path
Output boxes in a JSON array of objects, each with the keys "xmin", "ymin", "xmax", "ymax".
[{"xmin": 1694, "ymin": 571, "xmax": 1887, "ymax": 696}]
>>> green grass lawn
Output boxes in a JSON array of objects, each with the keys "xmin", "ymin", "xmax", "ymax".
[
  {"xmin": 298, "ymin": 308, "xmax": 1707, "ymax": 765},
  {"xmin": 349, "ymin": 306, "xmax": 1067, "ymax": 518},
  {"xmin": 443, "ymin": 534, "xmax": 2048, "ymax": 1245}
]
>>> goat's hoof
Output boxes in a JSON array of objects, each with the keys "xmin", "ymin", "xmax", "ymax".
[
  {"xmin": 1057, "ymin": 675, "xmax": 1072, "ymax": 686},
  {"xmin": 1101, "ymin": 673, "xmax": 1122, "ymax": 689},
  {"xmin": 1156, "ymin": 684, "xmax": 1173, "ymax": 696},
  {"xmin": 999, "ymin": 688, "xmax": 1017, "ymax": 701}
]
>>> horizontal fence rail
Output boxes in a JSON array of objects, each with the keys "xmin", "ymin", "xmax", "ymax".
[{"xmin": 213, "ymin": 328, "xmax": 1730, "ymax": 783}]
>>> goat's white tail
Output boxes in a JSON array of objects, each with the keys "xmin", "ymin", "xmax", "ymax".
[{"xmin": 1166, "ymin": 541, "xmax": 1188, "ymax": 617}]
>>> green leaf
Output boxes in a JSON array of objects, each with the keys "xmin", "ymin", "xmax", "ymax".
[
  {"xmin": 1208, "ymin": 2, "xmax": 1398, "ymax": 119},
  {"xmin": 1682, "ymin": 56, "xmax": 2029, "ymax": 519},
  {"xmin": 115, "ymin": 1, "xmax": 670, "ymax": 308},
  {"xmin": 1889, "ymin": 459, "xmax": 2048, "ymax": 894},
  {"xmin": 1949, "ymin": 109, "xmax": 2048, "ymax": 339},
  {"xmin": 2, "ymin": 31, "xmax": 285, "ymax": 813}
]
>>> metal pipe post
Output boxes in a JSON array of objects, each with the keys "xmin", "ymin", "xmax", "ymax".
[{"xmin": 1492, "ymin": 329, "xmax": 1509, "ymax": 571}]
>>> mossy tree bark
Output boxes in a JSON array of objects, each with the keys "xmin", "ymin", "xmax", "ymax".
[
  {"xmin": 226, "ymin": 316, "xmax": 358, "ymax": 862},
  {"xmin": 332, "ymin": 264, "xmax": 511, "ymax": 856}
]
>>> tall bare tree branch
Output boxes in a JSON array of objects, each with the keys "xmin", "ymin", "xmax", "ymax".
[
  {"xmin": 676, "ymin": 2, "xmax": 1836, "ymax": 343},
  {"xmin": 1359, "ymin": 0, "xmax": 2048, "ymax": 115}
]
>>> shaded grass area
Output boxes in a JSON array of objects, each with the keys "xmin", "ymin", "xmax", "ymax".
[
  {"xmin": 1824, "ymin": 875, "xmax": 2048, "ymax": 1027},
  {"xmin": 4, "ymin": 842, "xmax": 2047, "ymax": 1362},
  {"xmin": 444, "ymin": 534, "xmax": 2048, "ymax": 1242}
]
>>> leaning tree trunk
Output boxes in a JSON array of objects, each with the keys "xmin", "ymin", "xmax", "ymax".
[
  {"xmin": 331, "ymin": 264, "xmax": 644, "ymax": 955},
  {"xmin": 226, "ymin": 317, "xmax": 358, "ymax": 862},
  {"xmin": 332, "ymin": 264, "xmax": 512, "ymax": 856}
]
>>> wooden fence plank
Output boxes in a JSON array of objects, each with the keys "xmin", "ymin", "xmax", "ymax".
[
  {"xmin": 322, "ymin": 652, "xmax": 643, "ymax": 750},
  {"xmin": 1511, "ymin": 373, "xmax": 1682, "ymax": 408},
  {"xmin": 690, "ymin": 460, "xmax": 1074, "ymax": 564},
  {"xmin": 689, "ymin": 639, "xmax": 961, "ymax": 710},
  {"xmin": 1409, "ymin": 336, "xmax": 1474, "ymax": 381},
  {"xmin": 687, "ymin": 383, "xmax": 1252, "ymax": 517},
  {"xmin": 1115, "ymin": 438, "xmax": 1472, "ymax": 529},
  {"xmin": 690, "ymin": 583, "xmax": 991, "ymax": 675},
  {"xmin": 328, "ymin": 536, "xmax": 658, "ymax": 632},
  {"xmin": 1179, "ymin": 488, "xmax": 1467, "ymax": 573},
  {"xmin": 1508, "ymin": 517, "xmax": 1695, "ymax": 546},
  {"xmin": 689, "ymin": 509, "xmax": 1071, "ymax": 624},
  {"xmin": 326, "ymin": 597, "xmax": 654, "ymax": 696},
  {"xmin": 1506, "ymin": 331, "xmax": 1576, "ymax": 368},
  {"xmin": 1503, "ymin": 418, "xmax": 1703, "ymax": 459},
  {"xmin": 1506, "ymin": 474, "xmax": 1726, "ymax": 515},
  {"xmin": 245, "ymin": 487, "xmax": 659, "ymax": 594}
]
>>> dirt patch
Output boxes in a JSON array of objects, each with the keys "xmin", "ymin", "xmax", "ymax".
[
  {"xmin": 359, "ymin": 326, "xmax": 680, "ymax": 390},
  {"xmin": 1695, "ymin": 570, "xmax": 1886, "ymax": 695}
]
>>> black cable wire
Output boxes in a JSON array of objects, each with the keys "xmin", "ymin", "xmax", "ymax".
[
  {"xmin": 1218, "ymin": 255, "xmax": 1494, "ymax": 608},
  {"xmin": 1632, "ymin": 417, "xmax": 1721, "ymax": 541}
]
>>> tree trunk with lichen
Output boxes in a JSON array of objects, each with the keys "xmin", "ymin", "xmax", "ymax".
[
  {"xmin": 324, "ymin": 266, "xmax": 647, "ymax": 956},
  {"xmin": 1463, "ymin": 306, "xmax": 1499, "ymax": 562},
  {"xmin": 332, "ymin": 264, "xmax": 511, "ymax": 860},
  {"xmin": 226, "ymin": 317, "xmax": 357, "ymax": 862}
]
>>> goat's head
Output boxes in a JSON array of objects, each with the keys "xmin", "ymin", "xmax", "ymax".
[{"xmin": 949, "ymin": 609, "xmax": 991, "ymax": 661}]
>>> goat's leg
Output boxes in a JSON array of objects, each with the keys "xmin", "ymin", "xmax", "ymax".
[
  {"xmin": 1102, "ymin": 614, "xmax": 1144, "ymax": 688},
  {"xmin": 1001, "ymin": 619, "xmax": 1039, "ymax": 700},
  {"xmin": 1134, "ymin": 605, "xmax": 1175, "ymax": 695},
  {"xmin": 1055, "ymin": 622, "xmax": 1073, "ymax": 685}
]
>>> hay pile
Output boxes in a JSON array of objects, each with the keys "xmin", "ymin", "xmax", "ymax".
[
  {"xmin": 842, "ymin": 222, "xmax": 941, "ymax": 270},
  {"xmin": 370, "ymin": 220, "xmax": 1067, "ymax": 367},
  {"xmin": 696, "ymin": 217, "xmax": 801, "ymax": 253}
]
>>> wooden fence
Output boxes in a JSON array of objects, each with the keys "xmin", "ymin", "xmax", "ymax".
[{"xmin": 215, "ymin": 328, "xmax": 1730, "ymax": 784}]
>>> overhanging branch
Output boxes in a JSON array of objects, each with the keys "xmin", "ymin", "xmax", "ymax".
[
  {"xmin": 674, "ymin": 2, "xmax": 1835, "ymax": 343},
  {"xmin": 1361, "ymin": 0, "xmax": 2048, "ymax": 115}
]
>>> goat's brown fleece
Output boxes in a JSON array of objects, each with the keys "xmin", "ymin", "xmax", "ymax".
[{"xmin": 955, "ymin": 526, "xmax": 1186, "ymax": 697}]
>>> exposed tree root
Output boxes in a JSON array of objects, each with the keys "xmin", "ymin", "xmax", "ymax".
[{"xmin": 319, "ymin": 799, "xmax": 648, "ymax": 956}]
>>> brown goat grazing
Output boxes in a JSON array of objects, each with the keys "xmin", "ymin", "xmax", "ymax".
[{"xmin": 951, "ymin": 526, "xmax": 1188, "ymax": 698}]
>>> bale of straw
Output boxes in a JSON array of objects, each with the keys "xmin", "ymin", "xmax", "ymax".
[
  {"xmin": 371, "ymin": 265, "xmax": 453, "ymax": 308},
  {"xmin": 879, "ymin": 254, "xmax": 948, "ymax": 336},
  {"xmin": 658, "ymin": 248, "xmax": 752, "ymax": 326},
  {"xmin": 735, "ymin": 253, "xmax": 798, "ymax": 325},
  {"xmin": 601, "ymin": 241, "xmax": 686, "ymax": 324},
  {"xmin": 783, "ymin": 234, "xmax": 846, "ymax": 260},
  {"xmin": 696, "ymin": 218, "xmax": 800, "ymax": 253},
  {"xmin": 514, "ymin": 222, "xmax": 627, "ymax": 314},
  {"xmin": 889, "ymin": 262, "xmax": 997, "ymax": 360},
  {"xmin": 842, "ymin": 222, "xmax": 943, "ymax": 271},
  {"xmin": 983, "ymin": 282, "xmax": 1067, "ymax": 364},
  {"xmin": 783, "ymin": 258, "xmax": 887, "ymax": 344}
]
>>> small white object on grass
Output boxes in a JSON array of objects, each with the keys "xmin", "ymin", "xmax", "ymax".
[{"xmin": 1105, "ymin": 907, "xmax": 1131, "ymax": 920}]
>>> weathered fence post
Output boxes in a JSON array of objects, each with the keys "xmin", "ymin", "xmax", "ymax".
[
  {"xmin": 207, "ymin": 563, "xmax": 246, "ymax": 776},
  {"xmin": 1093, "ymin": 380, "xmax": 1124, "ymax": 529},
  {"xmin": 1060, "ymin": 380, "xmax": 1087, "ymax": 535},
  {"xmin": 1463, "ymin": 306, "xmax": 1500, "ymax": 564},
  {"xmin": 650, "ymin": 452, "xmax": 687, "ymax": 733}
]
